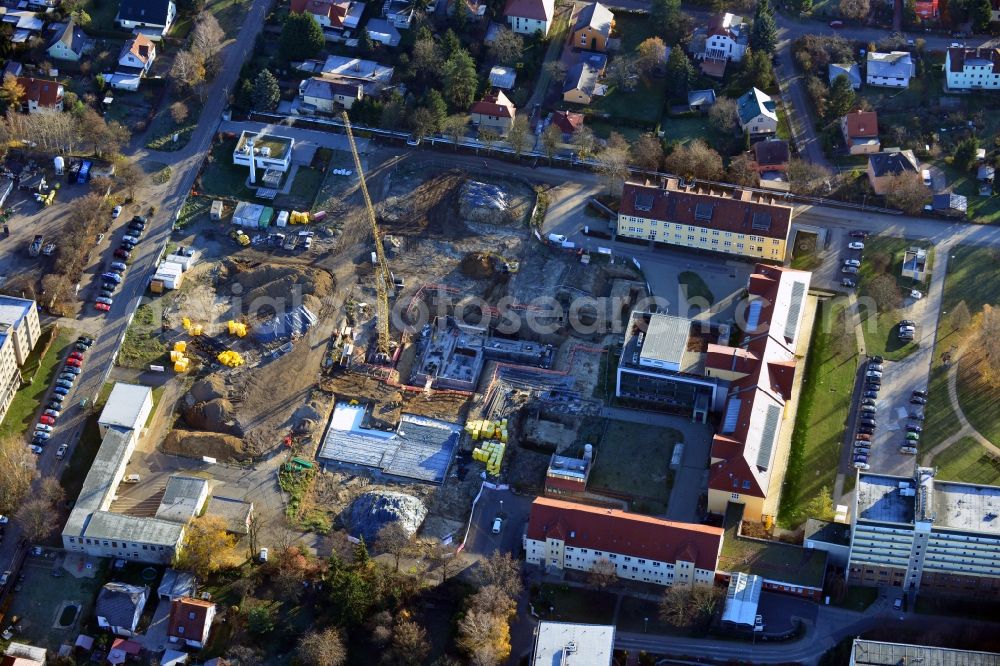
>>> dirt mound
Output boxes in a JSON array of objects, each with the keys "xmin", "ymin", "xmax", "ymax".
[
  {"xmin": 162, "ymin": 430, "xmax": 252, "ymax": 462},
  {"xmin": 182, "ymin": 397, "xmax": 242, "ymax": 436},
  {"xmin": 460, "ymin": 252, "xmax": 495, "ymax": 279},
  {"xmin": 341, "ymin": 491, "xmax": 428, "ymax": 543},
  {"xmin": 190, "ymin": 376, "xmax": 227, "ymax": 403},
  {"xmin": 221, "ymin": 262, "xmax": 335, "ymax": 316}
]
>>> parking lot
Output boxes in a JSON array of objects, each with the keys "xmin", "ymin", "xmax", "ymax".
[{"xmin": 462, "ymin": 487, "xmax": 532, "ymax": 560}]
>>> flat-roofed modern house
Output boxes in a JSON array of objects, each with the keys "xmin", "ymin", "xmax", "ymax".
[
  {"xmin": 849, "ymin": 467, "xmax": 1000, "ymax": 596},
  {"xmin": 232, "ymin": 131, "xmax": 295, "ymax": 174},
  {"xmin": 616, "ymin": 178, "xmax": 793, "ymax": 261},
  {"xmin": 532, "ymin": 622, "xmax": 615, "ymax": 666},
  {"xmin": 525, "ymin": 497, "xmax": 724, "ymax": 587}
]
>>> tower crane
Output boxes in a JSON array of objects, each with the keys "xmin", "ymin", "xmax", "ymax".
[{"xmin": 341, "ymin": 112, "xmax": 393, "ymax": 360}]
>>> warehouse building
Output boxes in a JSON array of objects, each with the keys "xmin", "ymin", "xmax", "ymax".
[
  {"xmin": 849, "ymin": 467, "xmax": 1000, "ymax": 596},
  {"xmin": 850, "ymin": 639, "xmax": 1000, "ymax": 665}
]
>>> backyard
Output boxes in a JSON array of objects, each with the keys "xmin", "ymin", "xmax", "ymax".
[
  {"xmin": 856, "ymin": 236, "xmax": 933, "ymax": 361},
  {"xmin": 587, "ymin": 420, "xmax": 680, "ymax": 514},
  {"xmin": 591, "ymin": 77, "xmax": 668, "ymax": 128},
  {"xmin": 0, "ymin": 327, "xmax": 74, "ymax": 441},
  {"xmin": 660, "ymin": 115, "xmax": 714, "ymax": 147},
  {"xmin": 532, "ymin": 584, "xmax": 616, "ymax": 625},
  {"xmin": 719, "ymin": 505, "xmax": 828, "ymax": 589},
  {"xmin": 778, "ymin": 298, "xmax": 856, "ymax": 528},
  {"xmin": 198, "ymin": 137, "xmax": 256, "ymax": 200}
]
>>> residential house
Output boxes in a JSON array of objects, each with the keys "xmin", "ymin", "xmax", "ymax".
[
  {"xmin": 571, "ymin": 2, "xmax": 614, "ymax": 52},
  {"xmin": 4, "ymin": 642, "xmax": 46, "ymax": 666},
  {"xmin": 306, "ymin": 55, "xmax": 395, "ymax": 94},
  {"xmin": 945, "ymin": 47, "xmax": 1000, "ymax": 91},
  {"xmin": 978, "ymin": 163, "xmax": 995, "ymax": 195},
  {"xmin": 16, "ymin": 78, "xmax": 64, "ymax": 114},
  {"xmin": 525, "ymin": 497, "xmax": 724, "ymax": 587},
  {"xmin": 2, "ymin": 10, "xmax": 44, "ymax": 43},
  {"xmin": 867, "ymin": 149, "xmax": 919, "ymax": 194},
  {"xmin": 168, "ymin": 597, "xmax": 217, "ymax": 649},
  {"xmin": 365, "ymin": 18, "xmax": 401, "ymax": 46},
  {"xmin": 736, "ymin": 87, "xmax": 778, "ymax": 137},
  {"xmin": 96, "ymin": 583, "xmax": 149, "ymax": 637},
  {"xmin": 470, "ymin": 89, "xmax": 516, "ymax": 136},
  {"xmin": 2, "ymin": 62, "xmax": 22, "ymax": 79},
  {"xmin": 105, "ymin": 33, "xmax": 156, "ymax": 91},
  {"xmin": 47, "ymin": 20, "xmax": 88, "ymax": 62},
  {"xmin": 550, "ymin": 110, "xmax": 584, "ymax": 141},
  {"xmin": 931, "ymin": 192, "xmax": 967, "ymax": 217},
  {"xmin": 489, "ymin": 65, "xmax": 516, "ymax": 90},
  {"xmin": 504, "ymin": 0, "xmax": 554, "ymax": 36},
  {"xmin": 107, "ymin": 639, "xmax": 141, "ymax": 665},
  {"xmin": 687, "ymin": 89, "xmax": 716, "ymax": 113},
  {"xmin": 232, "ymin": 131, "xmax": 295, "ymax": 174},
  {"xmin": 298, "ymin": 77, "xmax": 363, "ymax": 112},
  {"xmin": 290, "ymin": 0, "xmax": 362, "ymax": 31},
  {"xmin": 828, "ymin": 62, "xmax": 861, "ymax": 89},
  {"xmin": 690, "ymin": 13, "xmax": 747, "ymax": 77},
  {"xmin": 866, "ymin": 51, "xmax": 914, "ymax": 88},
  {"xmin": 562, "ymin": 52, "xmax": 606, "ymax": 105},
  {"xmin": 750, "ymin": 139, "xmax": 790, "ymax": 174},
  {"xmin": 382, "ymin": 0, "xmax": 413, "ymax": 28},
  {"xmin": 840, "ymin": 110, "xmax": 880, "ymax": 155},
  {"xmin": 116, "ymin": 0, "xmax": 177, "ymax": 38},
  {"xmin": 616, "ymin": 178, "xmax": 794, "ymax": 260}
]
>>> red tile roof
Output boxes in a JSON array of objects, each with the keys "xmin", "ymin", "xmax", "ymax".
[
  {"xmin": 947, "ymin": 47, "xmax": 1000, "ymax": 73},
  {"xmin": 168, "ymin": 597, "xmax": 215, "ymax": 642},
  {"xmin": 619, "ymin": 180, "xmax": 792, "ymax": 240},
  {"xmin": 128, "ymin": 33, "xmax": 155, "ymax": 64},
  {"xmin": 551, "ymin": 110, "xmax": 584, "ymax": 135},
  {"xmin": 470, "ymin": 89, "xmax": 516, "ymax": 118},
  {"xmin": 842, "ymin": 110, "xmax": 878, "ymax": 138},
  {"xmin": 526, "ymin": 497, "xmax": 724, "ymax": 570},
  {"xmin": 504, "ymin": 0, "xmax": 551, "ymax": 21},
  {"xmin": 16, "ymin": 77, "xmax": 62, "ymax": 107},
  {"xmin": 705, "ymin": 343, "xmax": 758, "ymax": 375},
  {"xmin": 290, "ymin": 0, "xmax": 349, "ymax": 26}
]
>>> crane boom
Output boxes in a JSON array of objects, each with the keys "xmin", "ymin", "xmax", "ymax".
[{"xmin": 342, "ymin": 112, "xmax": 392, "ymax": 358}]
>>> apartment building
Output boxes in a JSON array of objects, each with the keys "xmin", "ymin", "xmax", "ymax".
[
  {"xmin": 848, "ymin": 467, "xmax": 1000, "ymax": 596},
  {"xmin": 945, "ymin": 47, "xmax": 1000, "ymax": 91},
  {"xmin": 617, "ymin": 178, "xmax": 793, "ymax": 261},
  {"xmin": 524, "ymin": 497, "xmax": 724, "ymax": 588},
  {"xmin": 0, "ymin": 296, "xmax": 41, "ymax": 425}
]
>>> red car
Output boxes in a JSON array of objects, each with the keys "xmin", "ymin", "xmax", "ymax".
[
  {"xmin": 94, "ymin": 303, "xmax": 111, "ymax": 312},
  {"xmin": 66, "ymin": 358, "xmax": 83, "ymax": 367},
  {"xmin": 69, "ymin": 351, "xmax": 84, "ymax": 360},
  {"xmin": 39, "ymin": 415, "xmax": 55, "ymax": 425}
]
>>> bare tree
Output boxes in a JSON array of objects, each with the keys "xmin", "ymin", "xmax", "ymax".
[
  {"xmin": 478, "ymin": 551, "xmax": 522, "ymax": 599},
  {"xmin": 606, "ymin": 55, "xmax": 638, "ymax": 91},
  {"xmin": 839, "ymin": 0, "xmax": 870, "ymax": 19},
  {"xmin": 115, "ymin": 159, "xmax": 144, "ymax": 201},
  {"xmin": 506, "ymin": 116, "xmax": 531, "ymax": 157},
  {"xmin": 456, "ymin": 609, "xmax": 510, "ymax": 666},
  {"xmin": 388, "ymin": 619, "xmax": 431, "ymax": 665},
  {"xmin": 572, "ymin": 125, "xmax": 597, "ymax": 157},
  {"xmin": 541, "ymin": 123, "xmax": 561, "ymax": 163},
  {"xmin": 490, "ymin": 28, "xmax": 524, "ymax": 66},
  {"xmin": 0, "ymin": 436, "xmax": 37, "ymax": 515},
  {"xmin": 630, "ymin": 133, "xmax": 664, "ymax": 171},
  {"xmin": 479, "ymin": 127, "xmax": 500, "ymax": 154},
  {"xmin": 442, "ymin": 114, "xmax": 468, "ymax": 149},
  {"xmin": 788, "ymin": 158, "xmax": 833, "ymax": 196},
  {"xmin": 708, "ymin": 96, "xmax": 739, "ymax": 133},
  {"xmin": 978, "ymin": 304, "xmax": 1000, "ymax": 388},
  {"xmin": 170, "ymin": 50, "xmax": 206, "ymax": 94},
  {"xmin": 40, "ymin": 477, "xmax": 65, "ymax": 507},
  {"xmin": 190, "ymin": 12, "xmax": 225, "ymax": 72},
  {"xmin": 595, "ymin": 147, "xmax": 630, "ymax": 195},
  {"xmin": 728, "ymin": 153, "xmax": 759, "ymax": 186},
  {"xmin": 16, "ymin": 497, "xmax": 60, "ymax": 543},
  {"xmin": 470, "ymin": 584, "xmax": 516, "ymax": 617},
  {"xmin": 375, "ymin": 523, "xmax": 412, "ymax": 572},
  {"xmin": 588, "ymin": 558, "xmax": 618, "ymax": 590},
  {"xmin": 170, "ymin": 101, "xmax": 189, "ymax": 124},
  {"xmin": 664, "ymin": 140, "xmax": 724, "ymax": 181},
  {"xmin": 543, "ymin": 60, "xmax": 567, "ymax": 83},
  {"xmin": 297, "ymin": 628, "xmax": 347, "ymax": 666},
  {"xmin": 885, "ymin": 171, "xmax": 930, "ymax": 214},
  {"xmin": 636, "ymin": 36, "xmax": 667, "ymax": 75},
  {"xmin": 867, "ymin": 274, "xmax": 900, "ymax": 313},
  {"xmin": 658, "ymin": 586, "xmax": 696, "ymax": 627},
  {"xmin": 432, "ymin": 544, "xmax": 456, "ymax": 583}
]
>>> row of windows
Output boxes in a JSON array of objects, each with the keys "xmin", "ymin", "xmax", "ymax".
[
  {"xmin": 621, "ymin": 219, "xmax": 782, "ymax": 243},
  {"xmin": 67, "ymin": 536, "xmax": 166, "ymax": 551}
]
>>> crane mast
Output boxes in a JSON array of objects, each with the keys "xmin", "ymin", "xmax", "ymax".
[{"xmin": 341, "ymin": 112, "xmax": 393, "ymax": 359}]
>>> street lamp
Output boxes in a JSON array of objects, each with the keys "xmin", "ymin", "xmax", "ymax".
[
  {"xmin": 500, "ymin": 500, "xmax": 504, "ymax": 517},
  {"xmin": 643, "ymin": 617, "xmax": 648, "ymax": 633}
]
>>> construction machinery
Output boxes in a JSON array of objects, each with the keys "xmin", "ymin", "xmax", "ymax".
[{"xmin": 342, "ymin": 111, "xmax": 393, "ymax": 360}]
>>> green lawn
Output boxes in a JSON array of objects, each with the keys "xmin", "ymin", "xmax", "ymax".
[
  {"xmin": 533, "ymin": 584, "xmax": 616, "ymax": 625},
  {"xmin": 776, "ymin": 105, "xmax": 792, "ymax": 141},
  {"xmin": 778, "ymin": 298, "xmax": 856, "ymax": 528},
  {"xmin": 118, "ymin": 303, "xmax": 167, "ymax": 368},
  {"xmin": 171, "ymin": 0, "xmax": 249, "ymax": 38},
  {"xmin": 610, "ymin": 12, "xmax": 655, "ymax": 53},
  {"xmin": 80, "ymin": 0, "xmax": 130, "ymax": 34},
  {"xmin": 931, "ymin": 160, "xmax": 1000, "ymax": 225},
  {"xmin": 587, "ymin": 122, "xmax": 644, "ymax": 142},
  {"xmin": 790, "ymin": 231, "xmax": 822, "ymax": 271},
  {"xmin": 660, "ymin": 115, "xmax": 714, "ymax": 147},
  {"xmin": 0, "ymin": 327, "xmax": 74, "ymax": 441},
  {"xmin": 918, "ymin": 362, "xmax": 962, "ymax": 453},
  {"xmin": 145, "ymin": 95, "xmax": 202, "ymax": 153},
  {"xmin": 678, "ymin": 270, "xmax": 715, "ymax": 306},
  {"xmin": 833, "ymin": 586, "xmax": 878, "ymax": 611},
  {"xmin": 60, "ymin": 410, "xmax": 104, "ymax": 502},
  {"xmin": 720, "ymin": 504, "xmax": 828, "ymax": 587},
  {"xmin": 275, "ymin": 167, "xmax": 323, "ymax": 211},
  {"xmin": 198, "ymin": 138, "xmax": 255, "ymax": 200},
  {"xmin": 931, "ymin": 436, "xmax": 1000, "ymax": 485},
  {"xmin": 855, "ymin": 236, "xmax": 933, "ymax": 361},
  {"xmin": 588, "ymin": 421, "xmax": 680, "ymax": 513},
  {"xmin": 591, "ymin": 76, "xmax": 668, "ymax": 127}
]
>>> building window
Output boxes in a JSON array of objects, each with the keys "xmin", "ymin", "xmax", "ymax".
[{"xmin": 731, "ymin": 492, "xmax": 740, "ymax": 500}]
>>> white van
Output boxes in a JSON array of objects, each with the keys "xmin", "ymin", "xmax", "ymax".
[
  {"xmin": 122, "ymin": 474, "xmax": 141, "ymax": 484},
  {"xmin": 547, "ymin": 233, "xmax": 567, "ymax": 243}
]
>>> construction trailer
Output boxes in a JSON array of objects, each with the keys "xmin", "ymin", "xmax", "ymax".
[
  {"xmin": 210, "ymin": 200, "xmax": 224, "ymax": 220},
  {"xmin": 150, "ymin": 262, "xmax": 184, "ymax": 293}
]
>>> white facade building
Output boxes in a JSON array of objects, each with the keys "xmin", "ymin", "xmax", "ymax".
[
  {"xmin": 525, "ymin": 497, "xmax": 723, "ymax": 587},
  {"xmin": 866, "ymin": 51, "xmax": 914, "ymax": 88},
  {"xmin": 945, "ymin": 47, "xmax": 1000, "ymax": 90}
]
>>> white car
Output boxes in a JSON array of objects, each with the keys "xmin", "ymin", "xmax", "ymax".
[
  {"xmin": 259, "ymin": 547, "xmax": 268, "ymax": 562},
  {"xmin": 492, "ymin": 517, "xmax": 503, "ymax": 534},
  {"xmin": 910, "ymin": 290, "xmax": 923, "ymax": 299},
  {"xmin": 848, "ymin": 242, "xmax": 864, "ymax": 250},
  {"xmin": 854, "ymin": 461, "xmax": 871, "ymax": 470},
  {"xmin": 844, "ymin": 259, "xmax": 861, "ymax": 268},
  {"xmin": 112, "ymin": 205, "xmax": 123, "ymax": 218},
  {"xmin": 921, "ymin": 170, "xmax": 932, "ymax": 187},
  {"xmin": 0, "ymin": 515, "xmax": 7, "ymax": 524}
]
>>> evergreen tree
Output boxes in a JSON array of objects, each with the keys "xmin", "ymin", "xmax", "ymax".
[
  {"xmin": 443, "ymin": 49, "xmax": 478, "ymax": 109},
  {"xmin": 750, "ymin": 0, "xmax": 778, "ymax": 55},
  {"xmin": 353, "ymin": 536, "xmax": 372, "ymax": 568},
  {"xmin": 826, "ymin": 74, "xmax": 856, "ymax": 120},
  {"xmin": 423, "ymin": 89, "xmax": 448, "ymax": 129},
  {"xmin": 250, "ymin": 70, "xmax": 280, "ymax": 111},
  {"xmin": 664, "ymin": 47, "xmax": 694, "ymax": 100},
  {"xmin": 279, "ymin": 12, "xmax": 325, "ymax": 61},
  {"xmin": 651, "ymin": 0, "xmax": 680, "ymax": 38},
  {"xmin": 970, "ymin": 0, "xmax": 992, "ymax": 32}
]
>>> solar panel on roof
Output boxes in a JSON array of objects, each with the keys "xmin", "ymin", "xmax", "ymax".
[
  {"xmin": 722, "ymin": 398, "xmax": 741, "ymax": 433},
  {"xmin": 694, "ymin": 202, "xmax": 714, "ymax": 221},
  {"xmin": 746, "ymin": 299, "xmax": 763, "ymax": 330},
  {"xmin": 784, "ymin": 282, "xmax": 806, "ymax": 341},
  {"xmin": 757, "ymin": 404, "xmax": 781, "ymax": 470},
  {"xmin": 751, "ymin": 212, "xmax": 771, "ymax": 231}
]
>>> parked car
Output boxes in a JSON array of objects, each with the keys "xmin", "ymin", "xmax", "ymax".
[
  {"xmin": 866, "ymin": 381, "xmax": 882, "ymax": 391},
  {"xmin": 906, "ymin": 432, "xmax": 920, "ymax": 441},
  {"xmin": 31, "ymin": 436, "xmax": 48, "ymax": 446},
  {"xmin": 861, "ymin": 398, "xmax": 876, "ymax": 406},
  {"xmin": 77, "ymin": 335, "xmax": 94, "ymax": 346},
  {"xmin": 28, "ymin": 445, "xmax": 42, "ymax": 455},
  {"xmin": 47, "ymin": 400, "xmax": 63, "ymax": 411},
  {"xmin": 99, "ymin": 289, "xmax": 115, "ymax": 299},
  {"xmin": 911, "ymin": 290, "xmax": 923, "ymax": 299},
  {"xmin": 866, "ymin": 370, "xmax": 883, "ymax": 379},
  {"xmin": 65, "ymin": 358, "xmax": 82, "ymax": 367},
  {"xmin": 863, "ymin": 390, "xmax": 879, "ymax": 399},
  {"xmin": 854, "ymin": 461, "xmax": 870, "ymax": 470},
  {"xmin": 95, "ymin": 302, "xmax": 111, "ymax": 312},
  {"xmin": 849, "ymin": 230, "xmax": 868, "ymax": 238},
  {"xmin": 58, "ymin": 373, "xmax": 76, "ymax": 383},
  {"xmin": 907, "ymin": 424, "xmax": 923, "ymax": 433},
  {"xmin": 842, "ymin": 266, "xmax": 859, "ymax": 274},
  {"xmin": 900, "ymin": 445, "xmax": 919, "ymax": 454},
  {"xmin": 35, "ymin": 424, "xmax": 52, "ymax": 433},
  {"xmin": 63, "ymin": 366, "xmax": 81, "ymax": 375},
  {"xmin": 38, "ymin": 415, "xmax": 55, "ymax": 425},
  {"xmin": 74, "ymin": 342, "xmax": 88, "ymax": 352},
  {"xmin": 101, "ymin": 273, "xmax": 122, "ymax": 284},
  {"xmin": 858, "ymin": 426, "xmax": 875, "ymax": 435},
  {"xmin": 55, "ymin": 380, "xmax": 73, "ymax": 390},
  {"xmin": 911, "ymin": 395, "xmax": 927, "ymax": 405},
  {"xmin": 856, "ymin": 433, "xmax": 872, "ymax": 441},
  {"xmin": 95, "ymin": 297, "xmax": 113, "ymax": 306},
  {"xmin": 910, "ymin": 411, "xmax": 926, "ymax": 420},
  {"xmin": 33, "ymin": 431, "xmax": 49, "ymax": 441},
  {"xmin": 870, "ymin": 355, "xmax": 884, "ymax": 364},
  {"xmin": 110, "ymin": 262, "xmax": 128, "ymax": 272},
  {"xmin": 922, "ymin": 170, "xmax": 932, "ymax": 187},
  {"xmin": 844, "ymin": 259, "xmax": 861, "ymax": 268},
  {"xmin": 68, "ymin": 352, "xmax": 83, "ymax": 361},
  {"xmin": 860, "ymin": 405, "xmax": 877, "ymax": 413},
  {"xmin": 113, "ymin": 248, "xmax": 131, "ymax": 260},
  {"xmin": 848, "ymin": 242, "xmax": 865, "ymax": 250},
  {"xmin": 869, "ymin": 363, "xmax": 883, "ymax": 372},
  {"xmin": 43, "ymin": 409, "xmax": 60, "ymax": 419},
  {"xmin": 120, "ymin": 240, "xmax": 136, "ymax": 251},
  {"xmin": 842, "ymin": 279, "xmax": 857, "ymax": 288},
  {"xmin": 860, "ymin": 418, "xmax": 877, "ymax": 427},
  {"xmin": 53, "ymin": 387, "xmax": 70, "ymax": 396},
  {"xmin": 900, "ymin": 320, "xmax": 916, "ymax": 328},
  {"xmin": 102, "ymin": 281, "xmax": 119, "ymax": 292},
  {"xmin": 112, "ymin": 205, "xmax": 122, "ymax": 218},
  {"xmin": 56, "ymin": 444, "xmax": 67, "ymax": 459},
  {"xmin": 122, "ymin": 235, "xmax": 140, "ymax": 245}
]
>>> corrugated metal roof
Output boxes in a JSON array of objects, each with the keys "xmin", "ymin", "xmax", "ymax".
[
  {"xmin": 851, "ymin": 640, "xmax": 1000, "ymax": 666},
  {"xmin": 98, "ymin": 383, "xmax": 151, "ymax": 431},
  {"xmin": 639, "ymin": 314, "xmax": 690, "ymax": 366}
]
